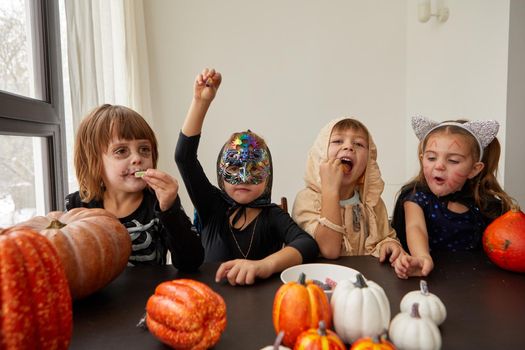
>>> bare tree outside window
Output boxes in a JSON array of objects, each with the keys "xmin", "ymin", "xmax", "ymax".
[{"xmin": 0, "ymin": 0, "xmax": 44, "ymax": 225}]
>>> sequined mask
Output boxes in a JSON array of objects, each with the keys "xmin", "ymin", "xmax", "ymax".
[{"xmin": 218, "ymin": 133, "xmax": 271, "ymax": 185}]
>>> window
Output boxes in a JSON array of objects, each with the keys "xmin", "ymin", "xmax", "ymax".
[{"xmin": 0, "ymin": 0, "xmax": 66, "ymax": 225}]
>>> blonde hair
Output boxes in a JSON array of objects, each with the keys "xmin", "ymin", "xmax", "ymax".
[{"xmin": 74, "ymin": 104, "xmax": 158, "ymax": 202}]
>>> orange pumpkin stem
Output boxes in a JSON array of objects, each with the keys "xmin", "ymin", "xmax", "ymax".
[
  {"xmin": 46, "ymin": 219, "xmax": 67, "ymax": 230},
  {"xmin": 298, "ymin": 272, "xmax": 306, "ymax": 285},
  {"xmin": 317, "ymin": 321, "xmax": 327, "ymax": 336}
]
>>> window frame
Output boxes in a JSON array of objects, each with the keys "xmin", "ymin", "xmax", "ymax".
[{"xmin": 0, "ymin": 0, "xmax": 67, "ymax": 212}]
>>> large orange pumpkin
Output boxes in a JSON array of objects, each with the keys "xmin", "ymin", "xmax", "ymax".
[
  {"xmin": 483, "ymin": 205, "xmax": 525, "ymax": 273},
  {"xmin": 16, "ymin": 208, "xmax": 131, "ymax": 299},
  {"xmin": 273, "ymin": 273, "xmax": 333, "ymax": 347},
  {"xmin": 0, "ymin": 226, "xmax": 72, "ymax": 350},
  {"xmin": 293, "ymin": 321, "xmax": 346, "ymax": 350},
  {"xmin": 145, "ymin": 279, "xmax": 227, "ymax": 350}
]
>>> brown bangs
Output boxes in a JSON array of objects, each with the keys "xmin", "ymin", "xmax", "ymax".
[{"xmin": 333, "ymin": 118, "xmax": 369, "ymax": 135}]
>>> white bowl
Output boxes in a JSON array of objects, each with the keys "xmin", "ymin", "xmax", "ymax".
[{"xmin": 280, "ymin": 263, "xmax": 361, "ymax": 295}]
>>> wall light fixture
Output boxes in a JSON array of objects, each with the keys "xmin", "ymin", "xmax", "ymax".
[{"xmin": 418, "ymin": 0, "xmax": 449, "ymax": 23}]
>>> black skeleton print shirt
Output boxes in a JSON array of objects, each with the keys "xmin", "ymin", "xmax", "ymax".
[{"xmin": 65, "ymin": 189, "xmax": 203, "ymax": 271}]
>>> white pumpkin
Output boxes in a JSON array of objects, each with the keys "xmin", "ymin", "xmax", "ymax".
[
  {"xmin": 389, "ymin": 303, "xmax": 441, "ymax": 350},
  {"xmin": 259, "ymin": 331, "xmax": 291, "ymax": 350},
  {"xmin": 330, "ymin": 273, "xmax": 391, "ymax": 344},
  {"xmin": 400, "ymin": 280, "xmax": 446, "ymax": 325}
]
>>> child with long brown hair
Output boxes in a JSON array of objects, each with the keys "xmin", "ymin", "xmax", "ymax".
[
  {"xmin": 66, "ymin": 104, "xmax": 203, "ymax": 270},
  {"xmin": 392, "ymin": 116, "xmax": 513, "ymax": 278}
]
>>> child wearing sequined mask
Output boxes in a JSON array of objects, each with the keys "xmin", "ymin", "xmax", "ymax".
[
  {"xmin": 391, "ymin": 116, "xmax": 513, "ymax": 278},
  {"xmin": 175, "ymin": 68, "xmax": 319, "ymax": 286},
  {"xmin": 292, "ymin": 118, "xmax": 403, "ymax": 262}
]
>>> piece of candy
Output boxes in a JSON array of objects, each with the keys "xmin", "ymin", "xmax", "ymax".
[{"xmin": 135, "ymin": 171, "xmax": 146, "ymax": 178}]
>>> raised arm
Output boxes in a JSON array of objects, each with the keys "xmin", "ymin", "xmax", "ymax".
[{"xmin": 181, "ymin": 68, "xmax": 222, "ymax": 136}]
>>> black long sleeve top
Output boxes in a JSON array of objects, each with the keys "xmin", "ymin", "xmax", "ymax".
[{"xmin": 175, "ymin": 132, "xmax": 319, "ymax": 263}]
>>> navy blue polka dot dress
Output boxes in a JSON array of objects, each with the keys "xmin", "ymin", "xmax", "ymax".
[{"xmin": 392, "ymin": 185, "xmax": 500, "ymax": 252}]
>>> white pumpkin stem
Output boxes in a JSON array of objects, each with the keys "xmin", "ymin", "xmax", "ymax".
[
  {"xmin": 274, "ymin": 331, "xmax": 285, "ymax": 350},
  {"xmin": 46, "ymin": 219, "xmax": 66, "ymax": 229},
  {"xmin": 410, "ymin": 303, "xmax": 421, "ymax": 319},
  {"xmin": 420, "ymin": 280, "xmax": 429, "ymax": 296},
  {"xmin": 317, "ymin": 320, "xmax": 327, "ymax": 336},
  {"xmin": 353, "ymin": 273, "xmax": 368, "ymax": 288}
]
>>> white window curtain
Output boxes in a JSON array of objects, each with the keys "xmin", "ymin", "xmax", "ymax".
[{"xmin": 64, "ymin": 0, "xmax": 153, "ymax": 131}]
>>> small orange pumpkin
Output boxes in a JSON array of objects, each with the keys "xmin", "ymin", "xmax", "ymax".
[
  {"xmin": 0, "ymin": 226, "xmax": 72, "ymax": 349},
  {"xmin": 350, "ymin": 335, "xmax": 397, "ymax": 350},
  {"xmin": 16, "ymin": 208, "xmax": 131, "ymax": 299},
  {"xmin": 293, "ymin": 321, "xmax": 346, "ymax": 350},
  {"xmin": 273, "ymin": 273, "xmax": 332, "ymax": 347},
  {"xmin": 483, "ymin": 205, "xmax": 525, "ymax": 273},
  {"xmin": 145, "ymin": 279, "xmax": 227, "ymax": 350}
]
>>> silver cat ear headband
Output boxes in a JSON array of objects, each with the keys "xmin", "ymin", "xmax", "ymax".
[{"xmin": 411, "ymin": 115, "xmax": 499, "ymax": 161}]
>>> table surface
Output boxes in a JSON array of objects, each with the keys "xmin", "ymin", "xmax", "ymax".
[{"xmin": 70, "ymin": 251, "xmax": 525, "ymax": 349}]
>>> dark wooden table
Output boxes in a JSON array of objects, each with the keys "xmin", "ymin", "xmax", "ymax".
[{"xmin": 70, "ymin": 252, "xmax": 525, "ymax": 349}]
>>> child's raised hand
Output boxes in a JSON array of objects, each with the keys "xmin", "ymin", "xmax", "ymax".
[
  {"xmin": 194, "ymin": 68, "xmax": 222, "ymax": 101},
  {"xmin": 319, "ymin": 158, "xmax": 343, "ymax": 193},
  {"xmin": 215, "ymin": 259, "xmax": 273, "ymax": 286},
  {"xmin": 140, "ymin": 169, "xmax": 179, "ymax": 212}
]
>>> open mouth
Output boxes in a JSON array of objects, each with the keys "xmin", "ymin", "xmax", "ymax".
[
  {"xmin": 433, "ymin": 176, "xmax": 445, "ymax": 184},
  {"xmin": 340, "ymin": 157, "xmax": 353, "ymax": 174},
  {"xmin": 132, "ymin": 169, "xmax": 146, "ymax": 177}
]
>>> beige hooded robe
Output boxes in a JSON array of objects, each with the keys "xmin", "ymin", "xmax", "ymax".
[{"xmin": 292, "ymin": 117, "xmax": 399, "ymax": 257}]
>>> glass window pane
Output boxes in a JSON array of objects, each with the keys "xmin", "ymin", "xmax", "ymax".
[
  {"xmin": 0, "ymin": 0, "xmax": 43, "ymax": 99},
  {"xmin": 0, "ymin": 134, "xmax": 47, "ymax": 226}
]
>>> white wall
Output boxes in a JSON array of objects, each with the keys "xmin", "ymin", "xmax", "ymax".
[
  {"xmin": 406, "ymin": 0, "xmax": 510, "ymax": 182},
  {"xmin": 505, "ymin": 0, "xmax": 525, "ymax": 206},
  {"xmin": 143, "ymin": 0, "xmax": 513, "ymax": 215}
]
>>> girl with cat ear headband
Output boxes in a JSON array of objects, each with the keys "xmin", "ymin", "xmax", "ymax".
[{"xmin": 391, "ymin": 116, "xmax": 514, "ymax": 279}]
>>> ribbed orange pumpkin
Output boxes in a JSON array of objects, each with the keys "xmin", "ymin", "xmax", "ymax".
[
  {"xmin": 0, "ymin": 226, "xmax": 72, "ymax": 350},
  {"xmin": 16, "ymin": 208, "xmax": 131, "ymax": 299},
  {"xmin": 273, "ymin": 273, "xmax": 333, "ymax": 347},
  {"xmin": 483, "ymin": 205, "xmax": 525, "ymax": 273},
  {"xmin": 145, "ymin": 279, "xmax": 227, "ymax": 350},
  {"xmin": 293, "ymin": 321, "xmax": 346, "ymax": 350}
]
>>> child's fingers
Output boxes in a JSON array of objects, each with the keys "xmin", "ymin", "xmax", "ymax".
[
  {"xmin": 215, "ymin": 260, "xmax": 234, "ymax": 282},
  {"xmin": 421, "ymin": 261, "xmax": 433, "ymax": 276},
  {"xmin": 245, "ymin": 269, "xmax": 256, "ymax": 285},
  {"xmin": 226, "ymin": 264, "xmax": 241, "ymax": 286},
  {"xmin": 234, "ymin": 268, "xmax": 248, "ymax": 286},
  {"xmin": 389, "ymin": 248, "xmax": 402, "ymax": 263}
]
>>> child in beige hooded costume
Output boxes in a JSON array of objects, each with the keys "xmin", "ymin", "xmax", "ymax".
[{"xmin": 292, "ymin": 117, "xmax": 403, "ymax": 261}]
